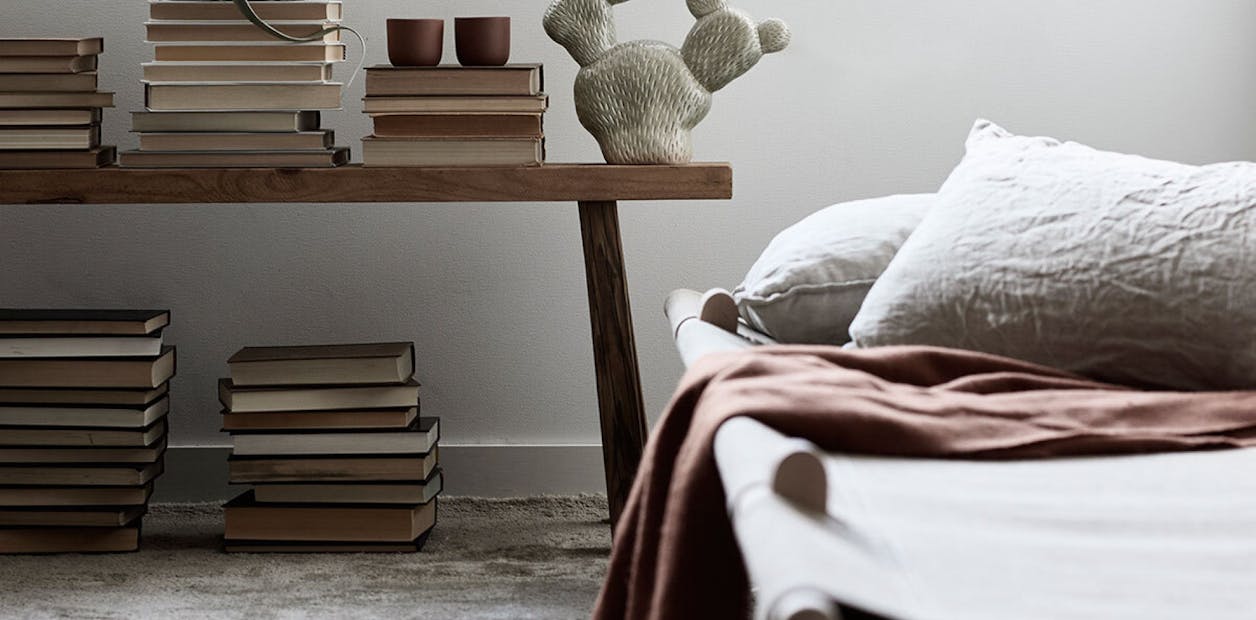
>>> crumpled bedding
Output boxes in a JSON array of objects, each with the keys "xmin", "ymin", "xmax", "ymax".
[{"xmin": 594, "ymin": 345, "xmax": 1256, "ymax": 620}]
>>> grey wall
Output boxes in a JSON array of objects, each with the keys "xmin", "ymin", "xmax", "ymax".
[{"xmin": 6, "ymin": 1, "xmax": 1256, "ymax": 461}]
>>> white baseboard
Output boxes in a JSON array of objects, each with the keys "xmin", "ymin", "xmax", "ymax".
[{"xmin": 155, "ymin": 444, "xmax": 606, "ymax": 502}]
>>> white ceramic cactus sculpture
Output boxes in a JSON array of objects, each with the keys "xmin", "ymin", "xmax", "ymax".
[{"xmin": 543, "ymin": 0, "xmax": 789, "ymax": 164}]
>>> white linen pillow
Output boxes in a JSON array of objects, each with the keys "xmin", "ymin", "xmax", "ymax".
[
  {"xmin": 733, "ymin": 194, "xmax": 932, "ymax": 344},
  {"xmin": 849, "ymin": 120, "xmax": 1256, "ymax": 390}
]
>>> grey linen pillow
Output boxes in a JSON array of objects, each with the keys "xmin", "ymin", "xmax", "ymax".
[
  {"xmin": 848, "ymin": 120, "xmax": 1256, "ymax": 390},
  {"xmin": 733, "ymin": 194, "xmax": 933, "ymax": 344}
]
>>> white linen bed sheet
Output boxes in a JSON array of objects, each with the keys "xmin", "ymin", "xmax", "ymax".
[{"xmin": 715, "ymin": 418, "xmax": 1256, "ymax": 620}]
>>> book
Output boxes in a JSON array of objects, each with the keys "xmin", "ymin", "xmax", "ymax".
[
  {"xmin": 0, "ymin": 399, "xmax": 168, "ymax": 429},
  {"xmin": 132, "ymin": 110, "xmax": 320, "ymax": 133},
  {"xmin": 0, "ymin": 483, "xmax": 153, "ymax": 507},
  {"xmin": 0, "ymin": 38, "xmax": 103, "ymax": 57},
  {"xmin": 220, "ymin": 378, "xmax": 419, "ymax": 412},
  {"xmin": 0, "ymin": 310, "xmax": 167, "ymax": 337},
  {"xmin": 0, "ymin": 524, "xmax": 140, "ymax": 554},
  {"xmin": 0, "ymin": 418, "xmax": 166, "ymax": 447},
  {"xmin": 253, "ymin": 470, "xmax": 442, "ymax": 504},
  {"xmin": 119, "ymin": 148, "xmax": 348, "ymax": 168},
  {"xmin": 0, "ymin": 460, "xmax": 164, "ymax": 486},
  {"xmin": 0, "ymin": 92, "xmax": 114, "ymax": 109},
  {"xmin": 371, "ymin": 113, "xmax": 542, "ymax": 138},
  {"xmin": 363, "ymin": 95, "xmax": 547, "ymax": 115},
  {"xmin": 230, "ymin": 417, "xmax": 439, "ymax": 456},
  {"xmin": 142, "ymin": 61, "xmax": 333, "ymax": 83},
  {"xmin": 365, "ymin": 64, "xmax": 542, "ymax": 97},
  {"xmin": 0, "ymin": 383, "xmax": 168, "ymax": 407},
  {"xmin": 150, "ymin": 1, "xmax": 344, "ymax": 22},
  {"xmin": 228, "ymin": 342, "xmax": 415, "ymax": 387},
  {"xmin": 146, "ymin": 21, "xmax": 342, "ymax": 43},
  {"xmin": 144, "ymin": 82, "xmax": 342, "ymax": 111},
  {"xmin": 228, "ymin": 449, "xmax": 439, "ymax": 483},
  {"xmin": 0, "ymin": 347, "xmax": 175, "ymax": 389},
  {"xmin": 224, "ymin": 529, "xmax": 430, "ymax": 553},
  {"xmin": 363, "ymin": 137, "xmax": 543, "ymax": 167},
  {"xmin": 221, "ymin": 406, "xmax": 418, "ymax": 431},
  {"xmin": 0, "ymin": 505, "xmax": 145, "ymax": 527},
  {"xmin": 0, "ymin": 146, "xmax": 115, "ymax": 169},
  {"xmin": 0, "ymin": 126, "xmax": 99, "ymax": 150},
  {"xmin": 0, "ymin": 72, "xmax": 98, "ymax": 92},
  {"xmin": 0, "ymin": 55, "xmax": 97, "ymax": 74},
  {"xmin": 0, "ymin": 437, "xmax": 166, "ymax": 464},
  {"xmin": 0, "ymin": 109, "xmax": 101, "ymax": 126},
  {"xmin": 0, "ymin": 334, "xmax": 163, "ymax": 358},
  {"xmin": 0, "ymin": 397, "xmax": 169, "ymax": 428},
  {"xmin": 225, "ymin": 492, "xmax": 436, "ymax": 542},
  {"xmin": 139, "ymin": 131, "xmax": 334, "ymax": 152},
  {"xmin": 154, "ymin": 43, "xmax": 346, "ymax": 63}
]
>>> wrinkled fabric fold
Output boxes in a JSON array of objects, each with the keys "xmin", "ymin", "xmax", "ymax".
[{"xmin": 593, "ymin": 345, "xmax": 1256, "ymax": 620}]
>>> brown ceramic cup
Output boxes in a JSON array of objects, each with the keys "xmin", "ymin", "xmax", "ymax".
[
  {"xmin": 455, "ymin": 16, "xmax": 511, "ymax": 66},
  {"xmin": 387, "ymin": 18, "xmax": 444, "ymax": 67}
]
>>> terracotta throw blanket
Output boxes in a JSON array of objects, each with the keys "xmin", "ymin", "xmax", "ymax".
[{"xmin": 594, "ymin": 345, "xmax": 1256, "ymax": 620}]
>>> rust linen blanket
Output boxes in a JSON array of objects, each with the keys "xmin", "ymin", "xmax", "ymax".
[{"xmin": 594, "ymin": 345, "xmax": 1256, "ymax": 620}]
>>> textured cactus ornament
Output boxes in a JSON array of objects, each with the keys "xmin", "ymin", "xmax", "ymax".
[{"xmin": 543, "ymin": 0, "xmax": 789, "ymax": 164}]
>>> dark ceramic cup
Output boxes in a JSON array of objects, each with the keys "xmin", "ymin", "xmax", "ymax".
[
  {"xmin": 455, "ymin": 16, "xmax": 511, "ymax": 66},
  {"xmin": 387, "ymin": 18, "xmax": 444, "ymax": 67}
]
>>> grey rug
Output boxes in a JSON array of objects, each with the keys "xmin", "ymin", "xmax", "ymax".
[{"xmin": 0, "ymin": 496, "xmax": 610, "ymax": 619}]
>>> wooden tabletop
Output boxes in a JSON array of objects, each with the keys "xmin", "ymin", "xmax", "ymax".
[{"xmin": 0, "ymin": 163, "xmax": 733, "ymax": 204}]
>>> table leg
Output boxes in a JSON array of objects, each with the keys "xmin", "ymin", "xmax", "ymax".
[{"xmin": 577, "ymin": 200, "xmax": 648, "ymax": 528}]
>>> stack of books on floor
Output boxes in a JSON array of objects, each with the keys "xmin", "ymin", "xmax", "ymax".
[
  {"xmin": 121, "ymin": 0, "xmax": 348, "ymax": 168},
  {"xmin": 0, "ymin": 38, "xmax": 116, "ymax": 169},
  {"xmin": 362, "ymin": 64, "xmax": 545, "ymax": 167},
  {"xmin": 0, "ymin": 310, "xmax": 174, "ymax": 554},
  {"xmin": 221, "ymin": 342, "xmax": 440, "ymax": 552}
]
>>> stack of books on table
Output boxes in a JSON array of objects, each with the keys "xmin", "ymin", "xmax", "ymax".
[
  {"xmin": 0, "ymin": 38, "xmax": 116, "ymax": 169},
  {"xmin": 221, "ymin": 342, "xmax": 440, "ymax": 552},
  {"xmin": 362, "ymin": 64, "xmax": 545, "ymax": 167},
  {"xmin": 120, "ymin": 0, "xmax": 348, "ymax": 168},
  {"xmin": 0, "ymin": 310, "xmax": 174, "ymax": 554}
]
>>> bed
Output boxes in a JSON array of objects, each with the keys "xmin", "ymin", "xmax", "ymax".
[
  {"xmin": 664, "ymin": 288, "xmax": 1256, "ymax": 620},
  {"xmin": 593, "ymin": 121, "xmax": 1256, "ymax": 620}
]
